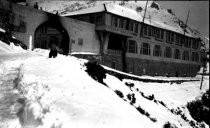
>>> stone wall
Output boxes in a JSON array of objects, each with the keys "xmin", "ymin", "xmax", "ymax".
[{"xmin": 101, "ymin": 54, "xmax": 200, "ymax": 77}]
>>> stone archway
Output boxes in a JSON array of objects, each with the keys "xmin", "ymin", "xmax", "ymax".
[{"xmin": 34, "ymin": 14, "xmax": 70, "ymax": 54}]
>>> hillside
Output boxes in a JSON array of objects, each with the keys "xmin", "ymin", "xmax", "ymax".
[
  {"xmin": 27, "ymin": 0, "xmax": 209, "ymax": 51},
  {"xmin": 0, "ymin": 31, "xmax": 209, "ymax": 128}
]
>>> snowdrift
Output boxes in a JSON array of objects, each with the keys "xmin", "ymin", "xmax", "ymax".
[{"xmin": 0, "ymin": 49, "xmax": 209, "ymax": 128}]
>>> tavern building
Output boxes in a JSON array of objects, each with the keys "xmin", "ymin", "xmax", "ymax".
[{"xmin": 63, "ymin": 4, "xmax": 201, "ymax": 77}]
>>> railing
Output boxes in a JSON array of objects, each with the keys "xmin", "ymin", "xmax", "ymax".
[{"xmin": 106, "ymin": 49, "xmax": 122, "ymax": 55}]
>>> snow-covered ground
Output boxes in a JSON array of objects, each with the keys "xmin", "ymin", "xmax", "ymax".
[{"xmin": 0, "ymin": 40, "xmax": 209, "ymax": 128}]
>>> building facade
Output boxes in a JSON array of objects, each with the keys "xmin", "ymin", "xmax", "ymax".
[{"xmin": 64, "ymin": 4, "xmax": 201, "ymax": 77}]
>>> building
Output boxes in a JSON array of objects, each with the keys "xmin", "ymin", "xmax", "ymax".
[{"xmin": 63, "ymin": 4, "xmax": 201, "ymax": 77}]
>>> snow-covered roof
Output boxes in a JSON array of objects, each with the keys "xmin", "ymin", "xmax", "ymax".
[{"xmin": 64, "ymin": 4, "xmax": 195, "ymax": 38}]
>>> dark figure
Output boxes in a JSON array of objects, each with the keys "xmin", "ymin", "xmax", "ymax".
[
  {"xmin": 48, "ymin": 37, "xmax": 58, "ymax": 58},
  {"xmin": 34, "ymin": 2, "xmax": 38, "ymax": 9}
]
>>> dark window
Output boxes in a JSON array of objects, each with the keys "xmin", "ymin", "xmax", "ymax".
[
  {"xmin": 127, "ymin": 40, "xmax": 137, "ymax": 53},
  {"xmin": 166, "ymin": 31, "xmax": 174, "ymax": 43},
  {"xmin": 164, "ymin": 47, "xmax": 172, "ymax": 58},
  {"xmin": 140, "ymin": 43, "xmax": 150, "ymax": 55},
  {"xmin": 128, "ymin": 21, "xmax": 134, "ymax": 31},
  {"xmin": 184, "ymin": 37, "xmax": 191, "ymax": 48},
  {"xmin": 191, "ymin": 52, "xmax": 199, "ymax": 62},
  {"xmin": 123, "ymin": 19, "xmax": 127, "ymax": 29},
  {"xmin": 155, "ymin": 29, "xmax": 164, "ymax": 40},
  {"xmin": 174, "ymin": 49, "xmax": 180, "ymax": 59},
  {"xmin": 89, "ymin": 16, "xmax": 95, "ymax": 23},
  {"xmin": 111, "ymin": 16, "xmax": 118, "ymax": 27},
  {"xmin": 119, "ymin": 18, "xmax": 124, "ymax": 28},
  {"xmin": 78, "ymin": 38, "xmax": 83, "ymax": 45},
  {"xmin": 96, "ymin": 15, "xmax": 102, "ymax": 25},
  {"xmin": 134, "ymin": 22, "xmax": 138, "ymax": 33},
  {"xmin": 192, "ymin": 39, "xmax": 199, "ymax": 49},
  {"xmin": 143, "ymin": 25, "xmax": 148, "ymax": 36},
  {"xmin": 175, "ymin": 34, "xmax": 182, "ymax": 46},
  {"xmin": 143, "ymin": 25, "xmax": 152, "ymax": 37},
  {"xmin": 127, "ymin": 62, "xmax": 134, "ymax": 73},
  {"xmin": 153, "ymin": 45, "xmax": 162, "ymax": 57},
  {"xmin": 182, "ymin": 50, "xmax": 190, "ymax": 60}
]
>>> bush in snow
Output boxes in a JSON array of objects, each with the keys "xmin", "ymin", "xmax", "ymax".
[
  {"xmin": 115, "ymin": 90, "xmax": 124, "ymax": 98},
  {"xmin": 127, "ymin": 93, "xmax": 136, "ymax": 105},
  {"xmin": 167, "ymin": 9, "xmax": 174, "ymax": 15},
  {"xmin": 136, "ymin": 6, "xmax": 143, "ymax": 12},
  {"xmin": 125, "ymin": 82, "xmax": 134, "ymax": 90},
  {"xmin": 85, "ymin": 61, "xmax": 106, "ymax": 85},
  {"xmin": 150, "ymin": 2, "xmax": 159, "ymax": 10},
  {"xmin": 163, "ymin": 122, "xmax": 178, "ymax": 128},
  {"xmin": 187, "ymin": 90, "xmax": 209, "ymax": 125}
]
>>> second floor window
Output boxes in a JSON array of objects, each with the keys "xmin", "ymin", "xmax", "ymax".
[
  {"xmin": 166, "ymin": 32, "xmax": 174, "ymax": 43},
  {"xmin": 184, "ymin": 37, "xmax": 191, "ymax": 48},
  {"xmin": 140, "ymin": 43, "xmax": 150, "ymax": 55},
  {"xmin": 142, "ymin": 25, "xmax": 152, "ymax": 37},
  {"xmin": 155, "ymin": 29, "xmax": 164, "ymax": 40},
  {"xmin": 96, "ymin": 15, "xmax": 102, "ymax": 25},
  {"xmin": 128, "ymin": 21, "xmax": 134, "ymax": 31},
  {"xmin": 174, "ymin": 49, "xmax": 181, "ymax": 59},
  {"xmin": 134, "ymin": 22, "xmax": 138, "ymax": 33},
  {"xmin": 164, "ymin": 47, "xmax": 172, "ymax": 58},
  {"xmin": 127, "ymin": 40, "xmax": 137, "ymax": 53},
  {"xmin": 192, "ymin": 39, "xmax": 199, "ymax": 49},
  {"xmin": 153, "ymin": 45, "xmax": 162, "ymax": 57},
  {"xmin": 111, "ymin": 16, "xmax": 118, "ymax": 27},
  {"xmin": 175, "ymin": 34, "xmax": 182, "ymax": 46},
  {"xmin": 182, "ymin": 50, "xmax": 190, "ymax": 61}
]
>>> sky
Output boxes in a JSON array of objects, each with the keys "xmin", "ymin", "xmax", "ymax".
[{"xmin": 158, "ymin": 1, "xmax": 209, "ymax": 38}]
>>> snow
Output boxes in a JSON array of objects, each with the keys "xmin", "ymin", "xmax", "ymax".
[
  {"xmin": 0, "ymin": 41, "xmax": 209, "ymax": 127},
  {"xmin": 62, "ymin": 2, "xmax": 195, "ymax": 38}
]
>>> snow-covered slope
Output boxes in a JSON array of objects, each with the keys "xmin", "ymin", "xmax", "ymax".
[
  {"xmin": 0, "ymin": 47, "xmax": 209, "ymax": 128},
  {"xmin": 28, "ymin": 0, "xmax": 209, "ymax": 51}
]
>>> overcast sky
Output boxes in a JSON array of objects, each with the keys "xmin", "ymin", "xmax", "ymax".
[{"xmin": 158, "ymin": 1, "xmax": 209, "ymax": 38}]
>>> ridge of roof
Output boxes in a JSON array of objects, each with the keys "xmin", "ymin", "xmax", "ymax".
[{"xmin": 62, "ymin": 3, "xmax": 195, "ymax": 38}]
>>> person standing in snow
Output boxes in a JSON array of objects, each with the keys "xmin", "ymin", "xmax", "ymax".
[{"xmin": 48, "ymin": 36, "xmax": 58, "ymax": 58}]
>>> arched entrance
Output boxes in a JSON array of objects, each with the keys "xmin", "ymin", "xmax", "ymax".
[{"xmin": 34, "ymin": 20, "xmax": 69, "ymax": 54}]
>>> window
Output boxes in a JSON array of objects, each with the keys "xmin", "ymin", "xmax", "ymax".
[
  {"xmin": 182, "ymin": 50, "xmax": 189, "ymax": 60},
  {"xmin": 175, "ymin": 34, "xmax": 182, "ymax": 46},
  {"xmin": 166, "ymin": 31, "xmax": 174, "ymax": 43},
  {"xmin": 134, "ymin": 22, "xmax": 138, "ymax": 33},
  {"xmin": 127, "ymin": 62, "xmax": 134, "ymax": 73},
  {"xmin": 192, "ymin": 52, "xmax": 199, "ymax": 62},
  {"xmin": 90, "ymin": 16, "xmax": 95, "ymax": 23},
  {"xmin": 153, "ymin": 45, "xmax": 162, "ymax": 57},
  {"xmin": 140, "ymin": 43, "xmax": 150, "ymax": 55},
  {"xmin": 142, "ymin": 25, "xmax": 152, "ymax": 37},
  {"xmin": 128, "ymin": 21, "xmax": 134, "ymax": 31},
  {"xmin": 127, "ymin": 40, "xmax": 137, "ymax": 53},
  {"xmin": 111, "ymin": 16, "xmax": 118, "ymax": 27},
  {"xmin": 96, "ymin": 15, "xmax": 102, "ymax": 25},
  {"xmin": 143, "ymin": 25, "xmax": 148, "ymax": 36},
  {"xmin": 155, "ymin": 28, "xmax": 164, "ymax": 40},
  {"xmin": 184, "ymin": 37, "xmax": 191, "ymax": 48},
  {"xmin": 119, "ymin": 18, "xmax": 124, "ymax": 28},
  {"xmin": 123, "ymin": 19, "xmax": 127, "ymax": 29},
  {"xmin": 78, "ymin": 38, "xmax": 83, "ymax": 45},
  {"xmin": 164, "ymin": 47, "xmax": 172, "ymax": 58},
  {"xmin": 192, "ymin": 39, "xmax": 199, "ymax": 49},
  {"xmin": 174, "ymin": 49, "xmax": 181, "ymax": 59}
]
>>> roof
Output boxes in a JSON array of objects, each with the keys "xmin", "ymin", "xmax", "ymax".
[{"xmin": 62, "ymin": 4, "xmax": 194, "ymax": 38}]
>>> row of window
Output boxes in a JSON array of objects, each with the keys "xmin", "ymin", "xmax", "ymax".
[
  {"xmin": 127, "ymin": 40, "xmax": 200, "ymax": 62},
  {"xmin": 111, "ymin": 15, "xmax": 138, "ymax": 33},
  {"xmin": 109, "ymin": 15, "xmax": 200, "ymax": 50},
  {"xmin": 143, "ymin": 25, "xmax": 200, "ymax": 49}
]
